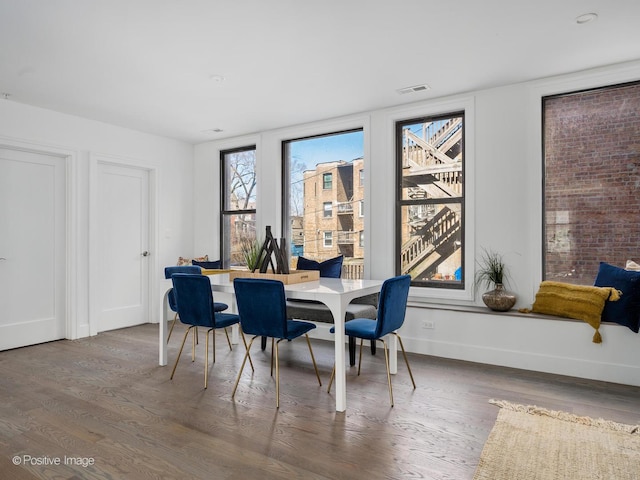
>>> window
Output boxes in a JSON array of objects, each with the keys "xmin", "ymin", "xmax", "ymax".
[
  {"xmin": 282, "ymin": 129, "xmax": 364, "ymax": 278},
  {"xmin": 359, "ymin": 200, "xmax": 364, "ymax": 218},
  {"xmin": 359, "ymin": 231, "xmax": 364, "ymax": 248},
  {"xmin": 396, "ymin": 112, "xmax": 464, "ymax": 288},
  {"xmin": 220, "ymin": 146, "xmax": 256, "ymax": 268},
  {"xmin": 324, "ymin": 231, "xmax": 333, "ymax": 247},
  {"xmin": 543, "ymin": 82, "xmax": 640, "ymax": 284},
  {"xmin": 323, "ymin": 173, "xmax": 333, "ymax": 190},
  {"xmin": 323, "ymin": 202, "xmax": 332, "ymax": 218},
  {"xmin": 359, "ymin": 169, "xmax": 364, "ymax": 186}
]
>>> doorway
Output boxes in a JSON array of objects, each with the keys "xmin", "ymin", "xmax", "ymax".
[
  {"xmin": 0, "ymin": 147, "xmax": 66, "ymax": 350},
  {"xmin": 95, "ymin": 162, "xmax": 151, "ymax": 332}
]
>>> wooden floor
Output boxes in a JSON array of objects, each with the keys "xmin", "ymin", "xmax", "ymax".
[{"xmin": 1, "ymin": 324, "xmax": 639, "ymax": 480}]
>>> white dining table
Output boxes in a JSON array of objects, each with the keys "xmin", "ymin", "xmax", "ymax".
[{"xmin": 159, "ymin": 273, "xmax": 386, "ymax": 412}]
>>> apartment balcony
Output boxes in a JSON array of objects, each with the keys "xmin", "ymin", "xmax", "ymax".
[
  {"xmin": 337, "ymin": 202, "xmax": 353, "ymax": 214},
  {"xmin": 337, "ymin": 231, "xmax": 355, "ymax": 244}
]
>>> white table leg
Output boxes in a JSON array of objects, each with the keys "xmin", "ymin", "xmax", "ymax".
[
  {"xmin": 387, "ymin": 333, "xmax": 398, "ymax": 374},
  {"xmin": 325, "ymin": 297, "xmax": 348, "ymax": 412}
]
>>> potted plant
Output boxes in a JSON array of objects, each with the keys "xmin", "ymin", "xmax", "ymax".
[
  {"xmin": 240, "ymin": 237, "xmax": 265, "ymax": 272},
  {"xmin": 475, "ymin": 248, "xmax": 516, "ymax": 311}
]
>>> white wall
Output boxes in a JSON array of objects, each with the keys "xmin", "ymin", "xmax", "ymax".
[
  {"xmin": 0, "ymin": 100, "xmax": 194, "ymax": 338},
  {"xmin": 194, "ymin": 59, "xmax": 640, "ymax": 387}
]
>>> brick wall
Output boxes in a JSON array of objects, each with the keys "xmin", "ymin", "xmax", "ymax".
[{"xmin": 544, "ymin": 82, "xmax": 640, "ymax": 283}]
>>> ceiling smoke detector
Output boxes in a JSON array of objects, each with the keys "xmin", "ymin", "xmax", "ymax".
[{"xmin": 397, "ymin": 84, "xmax": 431, "ymax": 95}]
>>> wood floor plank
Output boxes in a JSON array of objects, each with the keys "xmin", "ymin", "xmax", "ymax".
[{"xmin": 0, "ymin": 323, "xmax": 638, "ymax": 479}]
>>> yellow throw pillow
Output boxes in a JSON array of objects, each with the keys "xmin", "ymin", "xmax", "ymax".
[{"xmin": 524, "ymin": 281, "xmax": 621, "ymax": 343}]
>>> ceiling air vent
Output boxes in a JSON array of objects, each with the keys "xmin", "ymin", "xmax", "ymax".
[{"xmin": 397, "ymin": 84, "xmax": 431, "ymax": 95}]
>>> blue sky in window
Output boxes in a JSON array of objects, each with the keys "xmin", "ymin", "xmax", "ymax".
[{"xmin": 289, "ymin": 130, "xmax": 363, "ymax": 171}]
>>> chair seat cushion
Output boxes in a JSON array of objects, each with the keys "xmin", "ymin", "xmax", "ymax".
[
  {"xmin": 330, "ymin": 318, "xmax": 378, "ymax": 340},
  {"xmin": 213, "ymin": 302, "xmax": 229, "ymax": 312},
  {"xmin": 285, "ymin": 319, "xmax": 316, "ymax": 339},
  {"xmin": 286, "ymin": 300, "xmax": 377, "ymax": 323},
  {"xmin": 213, "ymin": 312, "xmax": 240, "ymax": 329}
]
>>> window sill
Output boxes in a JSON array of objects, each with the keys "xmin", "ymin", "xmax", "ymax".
[{"xmin": 406, "ymin": 300, "xmax": 621, "ymax": 326}]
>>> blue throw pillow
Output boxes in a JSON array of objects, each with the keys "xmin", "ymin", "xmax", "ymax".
[
  {"xmin": 192, "ymin": 260, "xmax": 222, "ymax": 269},
  {"xmin": 594, "ymin": 262, "xmax": 640, "ymax": 333},
  {"xmin": 296, "ymin": 255, "xmax": 343, "ymax": 278}
]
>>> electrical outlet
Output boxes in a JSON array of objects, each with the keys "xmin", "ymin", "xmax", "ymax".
[{"xmin": 422, "ymin": 320, "xmax": 435, "ymax": 329}]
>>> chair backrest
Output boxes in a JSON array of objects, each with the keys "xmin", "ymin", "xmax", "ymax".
[
  {"xmin": 296, "ymin": 255, "xmax": 343, "ymax": 278},
  {"xmin": 233, "ymin": 278, "xmax": 288, "ymax": 338},
  {"xmin": 375, "ymin": 275, "xmax": 411, "ymax": 338},
  {"xmin": 165, "ymin": 265, "xmax": 202, "ymax": 311},
  {"xmin": 171, "ymin": 274, "xmax": 215, "ymax": 327},
  {"xmin": 164, "ymin": 265, "xmax": 201, "ymax": 279}
]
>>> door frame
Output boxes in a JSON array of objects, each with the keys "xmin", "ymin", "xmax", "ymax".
[
  {"xmin": 0, "ymin": 135, "xmax": 78, "ymax": 339},
  {"xmin": 88, "ymin": 153, "xmax": 158, "ymax": 337}
]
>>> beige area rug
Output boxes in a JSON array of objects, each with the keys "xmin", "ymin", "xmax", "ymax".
[{"xmin": 473, "ymin": 399, "xmax": 640, "ymax": 480}]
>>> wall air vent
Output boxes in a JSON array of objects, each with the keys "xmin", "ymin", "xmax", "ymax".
[{"xmin": 397, "ymin": 84, "xmax": 431, "ymax": 95}]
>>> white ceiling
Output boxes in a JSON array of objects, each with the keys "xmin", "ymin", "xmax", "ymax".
[{"xmin": 1, "ymin": 0, "xmax": 639, "ymax": 144}]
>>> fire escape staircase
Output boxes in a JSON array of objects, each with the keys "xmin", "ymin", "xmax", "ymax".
[{"xmin": 400, "ymin": 119, "xmax": 463, "ymax": 280}]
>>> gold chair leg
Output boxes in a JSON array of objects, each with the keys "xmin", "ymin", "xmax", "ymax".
[
  {"xmin": 239, "ymin": 330, "xmax": 254, "ymax": 372},
  {"xmin": 223, "ymin": 327, "xmax": 232, "ymax": 350},
  {"xmin": 204, "ymin": 329, "xmax": 211, "ymax": 389},
  {"xmin": 170, "ymin": 326, "xmax": 192, "ymax": 380},
  {"xmin": 270, "ymin": 337, "xmax": 275, "ymax": 377},
  {"xmin": 305, "ymin": 334, "xmax": 322, "ymax": 386},
  {"xmin": 167, "ymin": 313, "xmax": 178, "ymax": 343},
  {"xmin": 381, "ymin": 339, "xmax": 394, "ymax": 407},
  {"xmin": 275, "ymin": 339, "xmax": 281, "ymax": 408},
  {"xmin": 394, "ymin": 333, "xmax": 416, "ymax": 389},
  {"xmin": 192, "ymin": 326, "xmax": 197, "ymax": 362},
  {"xmin": 212, "ymin": 328, "xmax": 216, "ymax": 364},
  {"xmin": 327, "ymin": 365, "xmax": 335, "ymax": 393},
  {"xmin": 232, "ymin": 336, "xmax": 256, "ymax": 399}
]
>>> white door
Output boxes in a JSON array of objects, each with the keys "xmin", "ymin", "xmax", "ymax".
[
  {"xmin": 97, "ymin": 163, "xmax": 150, "ymax": 332},
  {"xmin": 0, "ymin": 148, "xmax": 66, "ymax": 350}
]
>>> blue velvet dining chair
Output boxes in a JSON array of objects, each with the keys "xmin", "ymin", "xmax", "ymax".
[
  {"xmin": 328, "ymin": 275, "xmax": 416, "ymax": 407},
  {"xmin": 232, "ymin": 278, "xmax": 322, "ymax": 408},
  {"xmin": 170, "ymin": 274, "xmax": 252, "ymax": 389},
  {"xmin": 164, "ymin": 265, "xmax": 228, "ymax": 342}
]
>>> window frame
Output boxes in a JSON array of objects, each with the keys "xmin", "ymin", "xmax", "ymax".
[
  {"xmin": 323, "ymin": 231, "xmax": 333, "ymax": 247},
  {"xmin": 281, "ymin": 127, "xmax": 365, "ymax": 276},
  {"xmin": 323, "ymin": 201, "xmax": 332, "ymax": 218},
  {"xmin": 219, "ymin": 145, "xmax": 257, "ymax": 268},
  {"xmin": 395, "ymin": 111, "xmax": 465, "ymax": 289},
  {"xmin": 323, "ymin": 172, "xmax": 333, "ymax": 190},
  {"xmin": 541, "ymin": 80, "xmax": 640, "ymax": 283}
]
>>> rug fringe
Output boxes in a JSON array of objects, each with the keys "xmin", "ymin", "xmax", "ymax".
[{"xmin": 489, "ymin": 399, "xmax": 640, "ymax": 434}]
